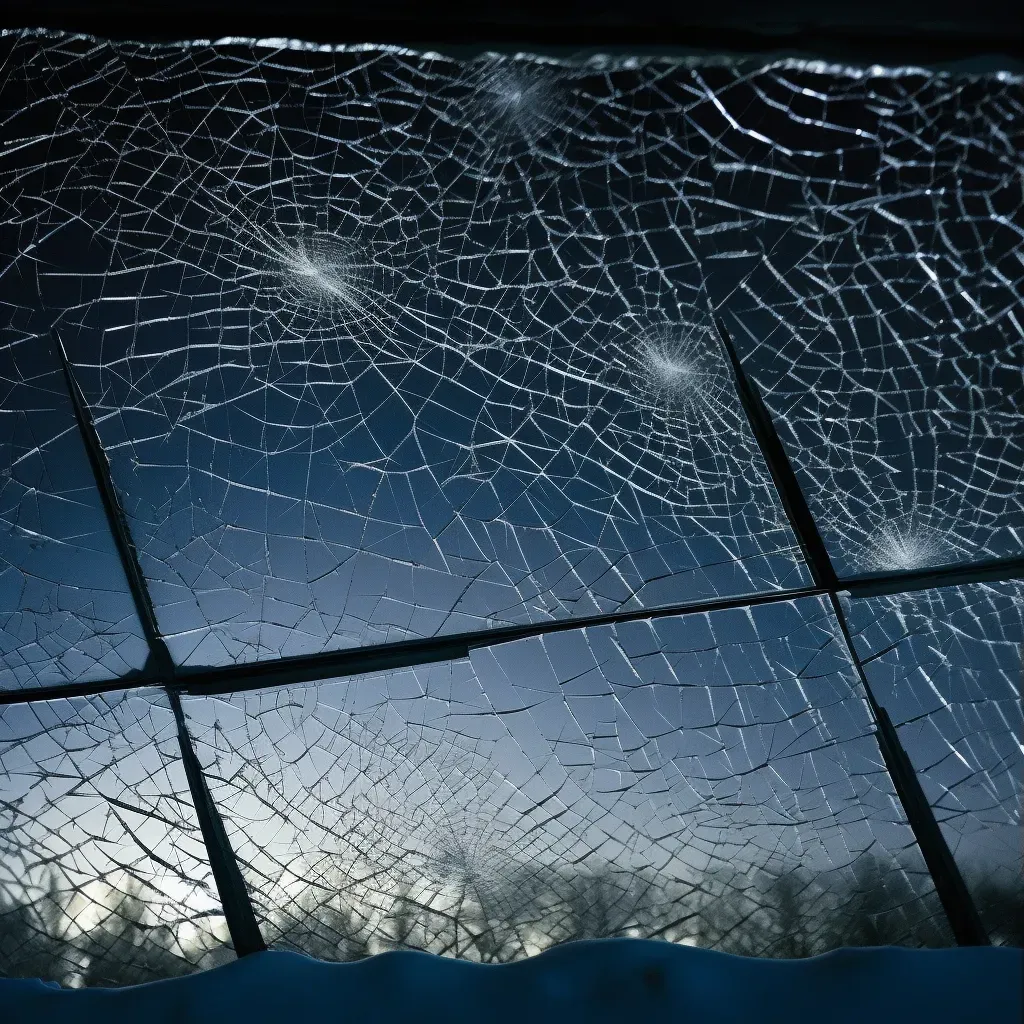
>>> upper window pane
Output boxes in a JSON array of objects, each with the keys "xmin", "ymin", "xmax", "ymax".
[
  {"xmin": 0, "ymin": 330, "xmax": 149, "ymax": 691},
  {"xmin": 844, "ymin": 582, "xmax": 1023, "ymax": 946},
  {"xmin": 0, "ymin": 33, "xmax": 818, "ymax": 669},
  {"xmin": 181, "ymin": 596, "xmax": 950, "ymax": 961},
  {"xmin": 0, "ymin": 689, "xmax": 230, "ymax": 985},
  {"xmin": 691, "ymin": 67, "xmax": 1023, "ymax": 575}
]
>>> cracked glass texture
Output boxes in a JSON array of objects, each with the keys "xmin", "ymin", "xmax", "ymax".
[
  {"xmin": 0, "ymin": 32, "xmax": 846, "ymax": 669},
  {"xmin": 0, "ymin": 689, "xmax": 231, "ymax": 985},
  {"xmin": 181, "ymin": 597, "xmax": 951, "ymax": 961},
  {"xmin": 845, "ymin": 582, "xmax": 1023, "ymax": 946},
  {"xmin": 0, "ymin": 330, "xmax": 149, "ymax": 691},
  {"xmin": 692, "ymin": 69, "xmax": 1024, "ymax": 575},
  {"xmin": 0, "ymin": 27, "xmax": 1020, "ymax": 974}
]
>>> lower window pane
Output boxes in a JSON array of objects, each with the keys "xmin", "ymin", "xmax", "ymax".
[{"xmin": 183, "ymin": 596, "xmax": 951, "ymax": 960}]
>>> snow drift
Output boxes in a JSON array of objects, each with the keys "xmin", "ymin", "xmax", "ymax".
[{"xmin": 3, "ymin": 939, "xmax": 1021, "ymax": 1024}]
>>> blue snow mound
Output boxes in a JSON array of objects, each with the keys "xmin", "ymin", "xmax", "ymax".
[{"xmin": 3, "ymin": 939, "xmax": 1022, "ymax": 1024}]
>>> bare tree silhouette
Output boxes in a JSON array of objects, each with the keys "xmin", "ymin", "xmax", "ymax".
[
  {"xmin": 0, "ymin": 872, "xmax": 78, "ymax": 980},
  {"xmin": 0, "ymin": 873, "xmax": 230, "ymax": 987},
  {"xmin": 0, "ymin": 854, "xmax": 1019, "ymax": 986},
  {"xmin": 549, "ymin": 865, "xmax": 659, "ymax": 945},
  {"xmin": 265, "ymin": 867, "xmax": 371, "ymax": 962},
  {"xmin": 79, "ymin": 881, "xmax": 194, "ymax": 987},
  {"xmin": 380, "ymin": 882, "xmax": 421, "ymax": 951},
  {"xmin": 971, "ymin": 871, "xmax": 1024, "ymax": 949},
  {"xmin": 825, "ymin": 857, "xmax": 949, "ymax": 950},
  {"xmin": 761, "ymin": 869, "xmax": 819, "ymax": 958}
]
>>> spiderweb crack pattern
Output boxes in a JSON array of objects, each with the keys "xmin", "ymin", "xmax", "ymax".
[
  {"xmin": 687, "ymin": 65, "xmax": 1024, "ymax": 574},
  {"xmin": 180, "ymin": 597, "xmax": 951, "ymax": 961},
  {"xmin": 1, "ymin": 33, "xmax": 821, "ymax": 670}
]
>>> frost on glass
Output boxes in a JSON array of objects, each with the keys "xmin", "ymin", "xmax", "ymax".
[
  {"xmin": 182, "ymin": 596, "xmax": 950, "ymax": 962},
  {"xmin": 0, "ymin": 690, "xmax": 231, "ymax": 985},
  {"xmin": 0, "ymin": 32, "xmax": 825, "ymax": 669},
  {"xmin": 0, "ymin": 329, "xmax": 149, "ymax": 691},
  {"xmin": 844, "ymin": 582, "xmax": 1024, "ymax": 946},
  {"xmin": 691, "ymin": 67, "xmax": 1024, "ymax": 575}
]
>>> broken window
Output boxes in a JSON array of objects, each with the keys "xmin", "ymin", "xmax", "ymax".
[{"xmin": 0, "ymin": 31, "xmax": 1020, "ymax": 982}]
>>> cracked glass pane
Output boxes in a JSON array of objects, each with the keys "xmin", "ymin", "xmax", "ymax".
[
  {"xmin": 181, "ymin": 596, "xmax": 951, "ymax": 961},
  {"xmin": 692, "ymin": 66, "xmax": 1024, "ymax": 575},
  {"xmin": 0, "ymin": 689, "xmax": 231, "ymax": 985},
  {"xmin": 844, "ymin": 582, "xmax": 1024, "ymax": 946},
  {"xmin": 0, "ymin": 329, "xmax": 149, "ymax": 691},
  {"xmin": 0, "ymin": 32, "xmax": 823, "ymax": 669}
]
